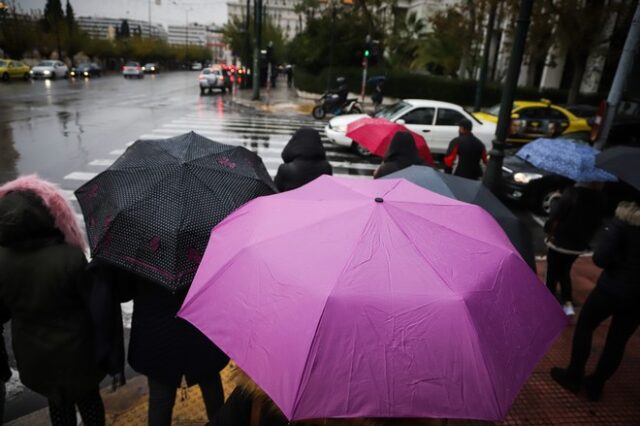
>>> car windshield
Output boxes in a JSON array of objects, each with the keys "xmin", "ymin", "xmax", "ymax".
[
  {"xmin": 202, "ymin": 69, "xmax": 211, "ymax": 75},
  {"xmin": 126, "ymin": 62, "xmax": 138, "ymax": 66},
  {"xmin": 78, "ymin": 63, "xmax": 90, "ymax": 68},
  {"xmin": 145, "ymin": 64, "xmax": 154, "ymax": 67},
  {"xmin": 0, "ymin": 60, "xmax": 6, "ymax": 67},
  {"xmin": 39, "ymin": 61, "xmax": 55, "ymax": 66},
  {"xmin": 373, "ymin": 102, "xmax": 412, "ymax": 119}
]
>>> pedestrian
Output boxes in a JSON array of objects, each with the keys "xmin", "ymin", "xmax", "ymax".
[
  {"xmin": 285, "ymin": 64, "xmax": 293, "ymax": 88},
  {"xmin": 92, "ymin": 262, "xmax": 229, "ymax": 426},
  {"xmin": 551, "ymin": 198, "xmax": 640, "ymax": 401},
  {"xmin": 215, "ymin": 366, "xmax": 445, "ymax": 426},
  {"xmin": 373, "ymin": 131, "xmax": 426, "ymax": 179},
  {"xmin": 274, "ymin": 127, "xmax": 333, "ymax": 192},
  {"xmin": 544, "ymin": 182, "xmax": 606, "ymax": 316},
  {"xmin": 443, "ymin": 118, "xmax": 487, "ymax": 180},
  {"xmin": 0, "ymin": 176, "xmax": 106, "ymax": 426},
  {"xmin": 0, "ymin": 304, "xmax": 11, "ymax": 424}
]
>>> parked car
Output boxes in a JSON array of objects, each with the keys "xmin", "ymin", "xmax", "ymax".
[
  {"xmin": 191, "ymin": 62, "xmax": 203, "ymax": 71},
  {"xmin": 325, "ymin": 99, "xmax": 496, "ymax": 156},
  {"xmin": 142, "ymin": 63, "xmax": 160, "ymax": 74},
  {"xmin": 30, "ymin": 60, "xmax": 69, "ymax": 79},
  {"xmin": 0, "ymin": 59, "xmax": 31, "ymax": 81},
  {"xmin": 473, "ymin": 100, "xmax": 592, "ymax": 143},
  {"xmin": 198, "ymin": 67, "xmax": 231, "ymax": 94},
  {"xmin": 122, "ymin": 62, "xmax": 144, "ymax": 79},
  {"xmin": 70, "ymin": 63, "xmax": 102, "ymax": 78}
]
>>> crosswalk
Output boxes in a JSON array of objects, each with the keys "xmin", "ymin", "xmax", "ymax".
[{"xmin": 60, "ymin": 106, "xmax": 381, "ymax": 222}]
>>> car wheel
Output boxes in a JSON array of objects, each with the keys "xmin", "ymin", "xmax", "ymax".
[
  {"xmin": 200, "ymin": 87, "xmax": 205, "ymax": 95},
  {"xmin": 352, "ymin": 142, "xmax": 372, "ymax": 157},
  {"xmin": 23, "ymin": 73, "xmax": 30, "ymax": 81},
  {"xmin": 350, "ymin": 106, "xmax": 362, "ymax": 114},
  {"xmin": 64, "ymin": 71, "xmax": 69, "ymax": 79},
  {"xmin": 539, "ymin": 189, "xmax": 562, "ymax": 215},
  {"xmin": 50, "ymin": 73, "xmax": 56, "ymax": 80},
  {"xmin": 312, "ymin": 106, "xmax": 326, "ymax": 119},
  {"xmin": 2, "ymin": 72, "xmax": 9, "ymax": 81}
]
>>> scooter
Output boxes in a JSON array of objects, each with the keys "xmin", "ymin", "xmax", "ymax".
[{"xmin": 312, "ymin": 92, "xmax": 363, "ymax": 119}]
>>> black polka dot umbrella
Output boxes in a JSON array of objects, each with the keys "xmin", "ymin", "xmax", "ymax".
[{"xmin": 75, "ymin": 131, "xmax": 277, "ymax": 292}]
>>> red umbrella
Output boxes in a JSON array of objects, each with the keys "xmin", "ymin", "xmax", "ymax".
[{"xmin": 346, "ymin": 117, "xmax": 434, "ymax": 165}]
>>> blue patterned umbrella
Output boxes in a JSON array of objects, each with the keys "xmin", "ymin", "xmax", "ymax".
[{"xmin": 516, "ymin": 138, "xmax": 617, "ymax": 182}]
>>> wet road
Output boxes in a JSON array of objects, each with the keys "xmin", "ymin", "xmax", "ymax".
[{"xmin": 0, "ymin": 70, "xmax": 547, "ymax": 421}]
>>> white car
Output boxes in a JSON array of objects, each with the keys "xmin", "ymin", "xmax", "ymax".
[
  {"xmin": 30, "ymin": 60, "xmax": 69, "ymax": 79},
  {"xmin": 325, "ymin": 99, "xmax": 496, "ymax": 155},
  {"xmin": 122, "ymin": 62, "xmax": 144, "ymax": 79}
]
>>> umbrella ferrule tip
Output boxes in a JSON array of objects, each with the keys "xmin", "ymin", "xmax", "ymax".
[{"xmin": 375, "ymin": 197, "xmax": 384, "ymax": 203}]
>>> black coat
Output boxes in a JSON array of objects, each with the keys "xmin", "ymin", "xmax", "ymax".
[
  {"xmin": 0, "ymin": 191, "xmax": 104, "ymax": 403},
  {"xmin": 544, "ymin": 185, "xmax": 606, "ymax": 252},
  {"xmin": 107, "ymin": 267, "xmax": 229, "ymax": 386},
  {"xmin": 374, "ymin": 132, "xmax": 425, "ymax": 179},
  {"xmin": 274, "ymin": 127, "xmax": 333, "ymax": 192},
  {"xmin": 215, "ymin": 387, "xmax": 288, "ymax": 426},
  {"xmin": 444, "ymin": 133, "xmax": 487, "ymax": 180},
  {"xmin": 593, "ymin": 202, "xmax": 640, "ymax": 299},
  {"xmin": 0, "ymin": 303, "xmax": 11, "ymax": 383}
]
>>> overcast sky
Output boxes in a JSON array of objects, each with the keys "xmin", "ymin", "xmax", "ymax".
[{"xmin": 16, "ymin": 0, "xmax": 229, "ymax": 26}]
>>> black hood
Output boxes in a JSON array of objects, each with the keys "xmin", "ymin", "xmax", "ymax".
[
  {"xmin": 0, "ymin": 191, "xmax": 62, "ymax": 248},
  {"xmin": 384, "ymin": 131, "xmax": 421, "ymax": 164},
  {"xmin": 281, "ymin": 127, "xmax": 327, "ymax": 162}
]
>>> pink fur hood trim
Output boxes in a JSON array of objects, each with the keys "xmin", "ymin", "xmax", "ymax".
[{"xmin": 0, "ymin": 175, "xmax": 87, "ymax": 251}]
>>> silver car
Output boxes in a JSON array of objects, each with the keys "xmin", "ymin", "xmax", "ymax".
[
  {"xmin": 122, "ymin": 62, "xmax": 144, "ymax": 79},
  {"xmin": 198, "ymin": 68, "xmax": 229, "ymax": 94}
]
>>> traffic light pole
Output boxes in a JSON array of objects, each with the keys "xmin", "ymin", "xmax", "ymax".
[
  {"xmin": 252, "ymin": 0, "xmax": 263, "ymax": 100},
  {"xmin": 483, "ymin": 0, "xmax": 533, "ymax": 192},
  {"xmin": 595, "ymin": 3, "xmax": 640, "ymax": 150},
  {"xmin": 361, "ymin": 57, "xmax": 368, "ymax": 102}
]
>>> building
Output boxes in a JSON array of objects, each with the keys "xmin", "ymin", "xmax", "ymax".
[
  {"xmin": 207, "ymin": 25, "xmax": 233, "ymax": 64},
  {"xmin": 77, "ymin": 16, "xmax": 167, "ymax": 40},
  {"xmin": 167, "ymin": 23, "xmax": 208, "ymax": 46},
  {"xmin": 227, "ymin": 0, "xmax": 315, "ymax": 40}
]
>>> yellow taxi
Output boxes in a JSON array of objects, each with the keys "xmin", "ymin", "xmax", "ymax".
[
  {"xmin": 0, "ymin": 59, "xmax": 31, "ymax": 81},
  {"xmin": 473, "ymin": 100, "xmax": 592, "ymax": 143}
]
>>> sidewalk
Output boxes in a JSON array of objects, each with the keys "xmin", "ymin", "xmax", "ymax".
[{"xmin": 8, "ymin": 258, "xmax": 640, "ymax": 425}]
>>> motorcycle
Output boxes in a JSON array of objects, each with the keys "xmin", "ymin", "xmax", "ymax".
[{"xmin": 311, "ymin": 92, "xmax": 363, "ymax": 119}]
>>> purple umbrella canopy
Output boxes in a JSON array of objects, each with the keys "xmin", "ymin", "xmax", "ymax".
[{"xmin": 179, "ymin": 176, "xmax": 567, "ymax": 422}]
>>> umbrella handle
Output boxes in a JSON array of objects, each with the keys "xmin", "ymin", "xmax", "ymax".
[{"xmin": 250, "ymin": 398, "xmax": 262, "ymax": 426}]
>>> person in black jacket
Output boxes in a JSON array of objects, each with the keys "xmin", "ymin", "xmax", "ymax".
[
  {"xmin": 94, "ymin": 263, "xmax": 229, "ymax": 426},
  {"xmin": 443, "ymin": 119, "xmax": 487, "ymax": 180},
  {"xmin": 0, "ymin": 303, "xmax": 11, "ymax": 424},
  {"xmin": 551, "ymin": 200, "xmax": 640, "ymax": 401},
  {"xmin": 544, "ymin": 183, "xmax": 606, "ymax": 316},
  {"xmin": 274, "ymin": 127, "xmax": 333, "ymax": 192},
  {"xmin": 0, "ymin": 176, "xmax": 106, "ymax": 426},
  {"xmin": 373, "ymin": 132, "xmax": 425, "ymax": 179}
]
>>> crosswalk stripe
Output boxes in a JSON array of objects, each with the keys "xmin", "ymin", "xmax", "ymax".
[
  {"xmin": 170, "ymin": 120, "xmax": 325, "ymax": 131},
  {"xmin": 64, "ymin": 172, "xmax": 97, "ymax": 181},
  {"xmin": 89, "ymin": 159, "xmax": 114, "ymax": 167},
  {"xmin": 159, "ymin": 125, "xmax": 322, "ymax": 136},
  {"xmin": 61, "ymin": 189, "xmax": 76, "ymax": 202},
  {"xmin": 110, "ymin": 149, "xmax": 126, "ymax": 156},
  {"xmin": 183, "ymin": 115, "xmax": 324, "ymax": 127}
]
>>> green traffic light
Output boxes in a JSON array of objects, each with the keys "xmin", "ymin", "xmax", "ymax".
[{"xmin": 364, "ymin": 50, "xmax": 370, "ymax": 57}]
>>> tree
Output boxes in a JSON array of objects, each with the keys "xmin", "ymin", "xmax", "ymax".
[
  {"xmin": 386, "ymin": 13, "xmax": 426, "ymax": 69},
  {"xmin": 0, "ymin": 3, "xmax": 38, "ymax": 59},
  {"xmin": 63, "ymin": 0, "xmax": 82, "ymax": 64},
  {"xmin": 550, "ymin": 0, "xmax": 613, "ymax": 103},
  {"xmin": 43, "ymin": 0, "xmax": 64, "ymax": 59},
  {"xmin": 118, "ymin": 19, "xmax": 131, "ymax": 39},
  {"xmin": 223, "ymin": 15, "xmax": 286, "ymax": 68}
]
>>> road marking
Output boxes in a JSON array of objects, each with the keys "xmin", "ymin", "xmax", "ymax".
[
  {"xmin": 159, "ymin": 125, "xmax": 322, "ymax": 136},
  {"xmin": 60, "ymin": 189, "xmax": 76, "ymax": 202},
  {"xmin": 89, "ymin": 159, "xmax": 114, "ymax": 167},
  {"xmin": 110, "ymin": 149, "xmax": 126, "ymax": 155},
  {"xmin": 64, "ymin": 172, "xmax": 97, "ymax": 181},
  {"xmin": 530, "ymin": 213, "xmax": 546, "ymax": 227}
]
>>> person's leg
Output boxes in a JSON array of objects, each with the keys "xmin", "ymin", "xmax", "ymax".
[
  {"xmin": 551, "ymin": 286, "xmax": 613, "ymax": 392},
  {"xmin": 545, "ymin": 248, "xmax": 561, "ymax": 299},
  {"xmin": 199, "ymin": 374, "xmax": 225, "ymax": 423},
  {"xmin": 558, "ymin": 253, "xmax": 579, "ymax": 305},
  {"xmin": 147, "ymin": 376, "xmax": 178, "ymax": 426},
  {"xmin": 585, "ymin": 303, "xmax": 640, "ymax": 400},
  {"xmin": 0, "ymin": 382, "xmax": 5, "ymax": 425},
  {"xmin": 48, "ymin": 400, "xmax": 78, "ymax": 426},
  {"xmin": 76, "ymin": 387, "xmax": 106, "ymax": 426}
]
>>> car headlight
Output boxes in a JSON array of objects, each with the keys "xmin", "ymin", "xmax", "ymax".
[
  {"xmin": 333, "ymin": 125, "xmax": 347, "ymax": 133},
  {"xmin": 513, "ymin": 172, "xmax": 543, "ymax": 184},
  {"xmin": 83, "ymin": 71, "xmax": 89, "ymax": 76},
  {"xmin": 29, "ymin": 70, "xmax": 34, "ymax": 74},
  {"xmin": 150, "ymin": 67, "xmax": 155, "ymax": 71},
  {"xmin": 43, "ymin": 70, "xmax": 51, "ymax": 75}
]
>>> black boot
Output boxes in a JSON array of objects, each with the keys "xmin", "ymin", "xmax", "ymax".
[
  {"xmin": 583, "ymin": 376, "xmax": 604, "ymax": 401},
  {"xmin": 550, "ymin": 367, "xmax": 581, "ymax": 394}
]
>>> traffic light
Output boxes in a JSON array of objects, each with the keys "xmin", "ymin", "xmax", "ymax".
[{"xmin": 364, "ymin": 48, "xmax": 370, "ymax": 58}]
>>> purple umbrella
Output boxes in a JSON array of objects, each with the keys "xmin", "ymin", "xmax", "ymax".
[{"xmin": 179, "ymin": 176, "xmax": 566, "ymax": 422}]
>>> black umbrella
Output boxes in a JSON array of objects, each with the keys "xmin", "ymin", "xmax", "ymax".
[
  {"xmin": 75, "ymin": 131, "xmax": 277, "ymax": 291},
  {"xmin": 596, "ymin": 146, "xmax": 640, "ymax": 191},
  {"xmin": 384, "ymin": 166, "xmax": 536, "ymax": 270}
]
